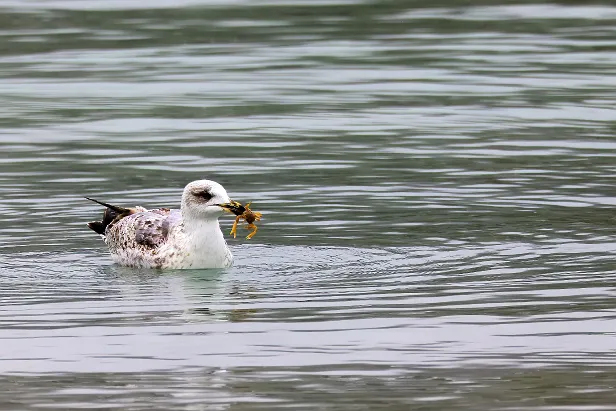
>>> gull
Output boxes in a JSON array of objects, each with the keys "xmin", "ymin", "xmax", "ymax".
[{"xmin": 86, "ymin": 179, "xmax": 235, "ymax": 269}]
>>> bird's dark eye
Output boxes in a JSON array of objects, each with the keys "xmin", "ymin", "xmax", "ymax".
[{"xmin": 198, "ymin": 191, "xmax": 212, "ymax": 201}]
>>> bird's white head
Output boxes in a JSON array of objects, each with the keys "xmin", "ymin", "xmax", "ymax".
[{"xmin": 181, "ymin": 179, "xmax": 231, "ymax": 221}]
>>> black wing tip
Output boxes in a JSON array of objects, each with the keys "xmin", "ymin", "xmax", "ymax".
[
  {"xmin": 87, "ymin": 221, "xmax": 106, "ymax": 235},
  {"xmin": 85, "ymin": 197, "xmax": 128, "ymax": 214},
  {"xmin": 86, "ymin": 197, "xmax": 129, "ymax": 236}
]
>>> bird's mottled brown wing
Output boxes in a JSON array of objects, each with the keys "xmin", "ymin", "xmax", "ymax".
[{"xmin": 105, "ymin": 208, "xmax": 181, "ymax": 252}]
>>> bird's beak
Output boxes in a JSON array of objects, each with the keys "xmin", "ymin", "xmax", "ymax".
[{"xmin": 217, "ymin": 201, "xmax": 245, "ymax": 216}]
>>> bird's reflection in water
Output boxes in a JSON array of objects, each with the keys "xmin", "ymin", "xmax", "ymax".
[
  {"xmin": 95, "ymin": 261, "xmax": 263, "ymax": 323},
  {"xmin": 181, "ymin": 270, "xmax": 261, "ymax": 323}
]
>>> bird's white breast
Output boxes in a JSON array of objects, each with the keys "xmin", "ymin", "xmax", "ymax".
[{"xmin": 158, "ymin": 220, "xmax": 232, "ymax": 269}]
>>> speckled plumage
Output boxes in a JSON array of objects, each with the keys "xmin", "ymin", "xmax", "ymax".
[{"xmin": 87, "ymin": 180, "xmax": 234, "ymax": 269}]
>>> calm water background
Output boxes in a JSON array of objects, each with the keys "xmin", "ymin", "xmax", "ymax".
[{"xmin": 2, "ymin": 0, "xmax": 616, "ymax": 409}]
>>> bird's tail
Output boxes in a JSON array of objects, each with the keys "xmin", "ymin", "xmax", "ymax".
[{"xmin": 85, "ymin": 197, "xmax": 132, "ymax": 235}]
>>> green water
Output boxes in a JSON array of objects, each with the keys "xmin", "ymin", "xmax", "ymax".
[{"xmin": 2, "ymin": 0, "xmax": 616, "ymax": 409}]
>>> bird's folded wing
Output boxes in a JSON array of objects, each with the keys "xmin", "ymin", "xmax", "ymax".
[{"xmin": 107, "ymin": 209, "xmax": 180, "ymax": 250}]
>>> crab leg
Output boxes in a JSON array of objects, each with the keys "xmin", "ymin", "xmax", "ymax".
[
  {"xmin": 245, "ymin": 223, "xmax": 258, "ymax": 240},
  {"xmin": 230, "ymin": 215, "xmax": 241, "ymax": 238}
]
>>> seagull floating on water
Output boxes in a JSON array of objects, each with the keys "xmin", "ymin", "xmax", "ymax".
[{"xmin": 86, "ymin": 179, "xmax": 236, "ymax": 269}]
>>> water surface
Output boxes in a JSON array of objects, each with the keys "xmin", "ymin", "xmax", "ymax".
[{"xmin": 2, "ymin": 0, "xmax": 616, "ymax": 409}]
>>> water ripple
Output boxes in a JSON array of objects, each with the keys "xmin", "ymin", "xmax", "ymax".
[{"xmin": 2, "ymin": 0, "xmax": 616, "ymax": 409}]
